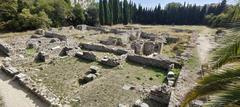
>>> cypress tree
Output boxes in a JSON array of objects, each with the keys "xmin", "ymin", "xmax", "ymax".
[
  {"xmin": 123, "ymin": 0, "xmax": 129, "ymax": 25},
  {"xmin": 113, "ymin": 0, "xmax": 119, "ymax": 24},
  {"xmin": 103, "ymin": 0, "xmax": 110, "ymax": 25},
  {"xmin": 99, "ymin": 0, "xmax": 105, "ymax": 25},
  {"xmin": 109, "ymin": 0, "xmax": 113, "ymax": 25}
]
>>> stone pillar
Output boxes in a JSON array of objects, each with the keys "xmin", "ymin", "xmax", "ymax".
[{"xmin": 160, "ymin": 42, "xmax": 164, "ymax": 55}]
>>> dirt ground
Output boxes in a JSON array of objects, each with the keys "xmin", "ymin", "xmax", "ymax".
[{"xmin": 0, "ymin": 70, "xmax": 47, "ymax": 107}]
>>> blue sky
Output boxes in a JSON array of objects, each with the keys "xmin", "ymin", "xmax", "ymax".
[{"xmin": 95, "ymin": 0, "xmax": 237, "ymax": 8}]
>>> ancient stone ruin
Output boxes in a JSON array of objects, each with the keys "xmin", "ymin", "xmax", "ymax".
[{"xmin": 0, "ymin": 25, "xmax": 191, "ymax": 107}]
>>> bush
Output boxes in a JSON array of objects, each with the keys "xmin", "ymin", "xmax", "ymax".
[{"xmin": 6, "ymin": 9, "xmax": 51, "ymax": 31}]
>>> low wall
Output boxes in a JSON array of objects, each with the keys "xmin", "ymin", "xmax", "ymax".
[
  {"xmin": 127, "ymin": 54, "xmax": 182, "ymax": 71},
  {"xmin": 1, "ymin": 65, "xmax": 61, "ymax": 106},
  {"xmin": 79, "ymin": 43, "xmax": 128, "ymax": 55},
  {"xmin": 0, "ymin": 42, "xmax": 13, "ymax": 56},
  {"xmin": 45, "ymin": 31, "xmax": 67, "ymax": 41}
]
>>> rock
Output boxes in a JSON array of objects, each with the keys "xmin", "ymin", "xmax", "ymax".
[
  {"xmin": 27, "ymin": 42, "xmax": 39, "ymax": 49},
  {"xmin": 143, "ymin": 41, "xmax": 155, "ymax": 56},
  {"xmin": 131, "ymin": 41, "xmax": 142, "ymax": 55},
  {"xmin": 2, "ymin": 57, "xmax": 12, "ymax": 67},
  {"xmin": 114, "ymin": 48, "xmax": 128, "ymax": 55},
  {"xmin": 122, "ymin": 84, "xmax": 131, "ymax": 90},
  {"xmin": 0, "ymin": 42, "xmax": 14, "ymax": 56},
  {"xmin": 75, "ymin": 51, "xmax": 97, "ymax": 61},
  {"xmin": 149, "ymin": 84, "xmax": 172, "ymax": 104},
  {"xmin": 1, "ymin": 66, "xmax": 19, "ymax": 76},
  {"xmin": 89, "ymin": 66, "xmax": 99, "ymax": 74},
  {"xmin": 35, "ymin": 29, "xmax": 45, "ymax": 35},
  {"xmin": 35, "ymin": 51, "xmax": 50, "ymax": 62},
  {"xmin": 79, "ymin": 74, "xmax": 97, "ymax": 84},
  {"xmin": 76, "ymin": 25, "xmax": 87, "ymax": 30},
  {"xmin": 118, "ymin": 104, "xmax": 128, "ymax": 107},
  {"xmin": 140, "ymin": 32, "xmax": 156, "ymax": 39},
  {"xmin": 44, "ymin": 31, "xmax": 67, "ymax": 41},
  {"xmin": 100, "ymin": 37, "xmax": 123, "ymax": 46},
  {"xmin": 100, "ymin": 56, "xmax": 121, "ymax": 67},
  {"xmin": 134, "ymin": 100, "xmax": 149, "ymax": 107},
  {"xmin": 69, "ymin": 26, "xmax": 75, "ymax": 30},
  {"xmin": 129, "ymin": 34, "xmax": 137, "ymax": 41},
  {"xmin": 60, "ymin": 46, "xmax": 80, "ymax": 56},
  {"xmin": 79, "ymin": 43, "xmax": 112, "ymax": 52}
]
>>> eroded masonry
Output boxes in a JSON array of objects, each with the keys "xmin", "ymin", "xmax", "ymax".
[{"xmin": 0, "ymin": 25, "xmax": 198, "ymax": 107}]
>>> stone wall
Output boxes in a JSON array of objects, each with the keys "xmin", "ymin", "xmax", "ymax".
[
  {"xmin": 45, "ymin": 31, "xmax": 67, "ymax": 41},
  {"xmin": 79, "ymin": 43, "xmax": 128, "ymax": 55},
  {"xmin": 0, "ymin": 42, "xmax": 13, "ymax": 56},
  {"xmin": 127, "ymin": 54, "xmax": 182, "ymax": 70},
  {"xmin": 0, "ymin": 60, "xmax": 61, "ymax": 106}
]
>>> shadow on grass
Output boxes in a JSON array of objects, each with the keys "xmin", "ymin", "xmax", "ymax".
[
  {"xmin": 125, "ymin": 61, "xmax": 168, "ymax": 75},
  {"xmin": 143, "ymin": 98, "xmax": 168, "ymax": 107}
]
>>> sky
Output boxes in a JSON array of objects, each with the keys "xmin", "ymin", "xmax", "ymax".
[{"xmin": 95, "ymin": 0, "xmax": 237, "ymax": 8}]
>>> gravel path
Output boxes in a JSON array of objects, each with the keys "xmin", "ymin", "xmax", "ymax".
[
  {"xmin": 0, "ymin": 56, "xmax": 47, "ymax": 107},
  {"xmin": 197, "ymin": 35, "xmax": 214, "ymax": 64},
  {"xmin": 169, "ymin": 32, "xmax": 216, "ymax": 106}
]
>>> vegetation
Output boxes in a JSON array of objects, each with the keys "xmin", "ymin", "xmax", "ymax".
[
  {"xmin": 99, "ymin": 0, "xmax": 230, "ymax": 26},
  {"xmin": 0, "ymin": 0, "xmax": 99, "ymax": 31},
  {"xmin": 0, "ymin": 0, "xmax": 239, "ymax": 31},
  {"xmin": 181, "ymin": 24, "xmax": 240, "ymax": 107}
]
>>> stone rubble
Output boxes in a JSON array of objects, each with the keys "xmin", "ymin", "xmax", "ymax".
[
  {"xmin": 75, "ymin": 51, "xmax": 97, "ymax": 61},
  {"xmin": 149, "ymin": 84, "xmax": 172, "ymax": 105},
  {"xmin": 100, "ymin": 56, "xmax": 122, "ymax": 67},
  {"xmin": 0, "ymin": 42, "xmax": 14, "ymax": 56}
]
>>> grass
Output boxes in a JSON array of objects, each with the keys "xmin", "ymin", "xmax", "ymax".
[
  {"xmin": 0, "ymin": 96, "xmax": 4, "ymax": 107},
  {"xmin": 26, "ymin": 48, "xmax": 37, "ymax": 57},
  {"xmin": 20, "ymin": 57, "xmax": 166, "ymax": 106},
  {"xmin": 185, "ymin": 48, "xmax": 201, "ymax": 72}
]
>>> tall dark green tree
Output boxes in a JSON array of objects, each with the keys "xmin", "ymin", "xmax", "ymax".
[
  {"xmin": 109, "ymin": 0, "xmax": 113, "ymax": 25},
  {"xmin": 123, "ymin": 0, "xmax": 129, "ymax": 25},
  {"xmin": 103, "ymin": 0, "xmax": 110, "ymax": 25},
  {"xmin": 112, "ymin": 0, "xmax": 119, "ymax": 24},
  {"xmin": 99, "ymin": 0, "xmax": 105, "ymax": 25}
]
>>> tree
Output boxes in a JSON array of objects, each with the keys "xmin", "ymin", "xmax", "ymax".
[
  {"xmin": 217, "ymin": 0, "xmax": 227, "ymax": 14},
  {"xmin": 108, "ymin": 0, "xmax": 113, "ymax": 25},
  {"xmin": 71, "ymin": 4, "xmax": 85, "ymax": 26},
  {"xmin": 123, "ymin": 0, "xmax": 129, "ymax": 25},
  {"xmin": 86, "ymin": 3, "xmax": 99, "ymax": 26},
  {"xmin": 112, "ymin": 0, "xmax": 119, "ymax": 24},
  {"xmin": 181, "ymin": 34, "xmax": 240, "ymax": 106},
  {"xmin": 99, "ymin": 0, "xmax": 105, "ymax": 25},
  {"xmin": 103, "ymin": 0, "xmax": 110, "ymax": 25}
]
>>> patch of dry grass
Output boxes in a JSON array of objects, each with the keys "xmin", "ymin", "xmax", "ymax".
[{"xmin": 20, "ymin": 57, "xmax": 165, "ymax": 106}]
